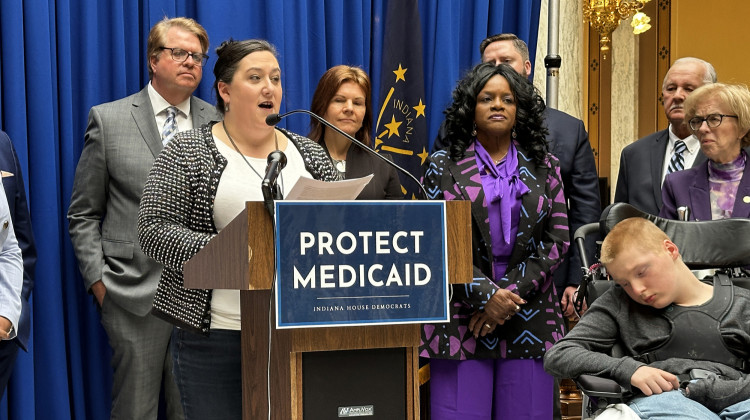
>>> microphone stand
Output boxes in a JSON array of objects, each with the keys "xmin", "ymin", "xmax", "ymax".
[
  {"xmin": 266, "ymin": 110, "xmax": 428, "ymax": 199},
  {"xmin": 261, "ymin": 150, "xmax": 287, "ymax": 217}
]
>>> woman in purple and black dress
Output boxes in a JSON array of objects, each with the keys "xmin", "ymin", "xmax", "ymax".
[{"xmin": 421, "ymin": 62, "xmax": 569, "ymax": 419}]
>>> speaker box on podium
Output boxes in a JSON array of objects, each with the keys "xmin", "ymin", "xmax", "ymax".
[{"xmin": 184, "ymin": 200, "xmax": 471, "ymax": 419}]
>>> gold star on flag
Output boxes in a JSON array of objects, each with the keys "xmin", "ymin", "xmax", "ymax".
[
  {"xmin": 418, "ymin": 147, "xmax": 429, "ymax": 165},
  {"xmin": 384, "ymin": 116, "xmax": 402, "ymax": 138},
  {"xmin": 393, "ymin": 64, "xmax": 407, "ymax": 83},
  {"xmin": 414, "ymin": 99, "xmax": 426, "ymax": 118}
]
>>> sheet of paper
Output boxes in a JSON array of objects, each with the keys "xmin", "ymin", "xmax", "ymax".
[{"xmin": 286, "ymin": 174, "xmax": 373, "ymax": 200}]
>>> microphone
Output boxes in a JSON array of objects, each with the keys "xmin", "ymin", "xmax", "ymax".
[
  {"xmin": 262, "ymin": 150, "xmax": 287, "ymax": 215},
  {"xmin": 265, "ymin": 113, "xmax": 283, "ymax": 126},
  {"xmin": 266, "ymin": 110, "xmax": 428, "ymax": 199}
]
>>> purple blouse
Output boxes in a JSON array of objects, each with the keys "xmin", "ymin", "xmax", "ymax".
[
  {"xmin": 474, "ymin": 140, "xmax": 530, "ymax": 280},
  {"xmin": 709, "ymin": 150, "xmax": 747, "ymax": 220}
]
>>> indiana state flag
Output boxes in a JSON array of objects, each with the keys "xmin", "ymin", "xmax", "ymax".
[{"xmin": 375, "ymin": 0, "xmax": 429, "ymax": 199}]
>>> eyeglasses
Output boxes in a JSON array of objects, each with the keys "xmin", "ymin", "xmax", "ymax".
[
  {"xmin": 158, "ymin": 47, "xmax": 209, "ymax": 67},
  {"xmin": 688, "ymin": 113, "xmax": 738, "ymax": 132}
]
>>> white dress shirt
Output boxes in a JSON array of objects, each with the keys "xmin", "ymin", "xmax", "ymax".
[
  {"xmin": 147, "ymin": 82, "xmax": 193, "ymax": 135},
  {"xmin": 0, "ymin": 185, "xmax": 24, "ymax": 340},
  {"xmin": 661, "ymin": 124, "xmax": 701, "ymax": 184}
]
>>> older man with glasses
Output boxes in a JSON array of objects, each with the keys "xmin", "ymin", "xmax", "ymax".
[{"xmin": 68, "ymin": 17, "xmax": 219, "ymax": 420}]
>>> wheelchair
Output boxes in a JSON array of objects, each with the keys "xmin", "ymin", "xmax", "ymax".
[{"xmin": 569, "ymin": 202, "xmax": 750, "ymax": 418}]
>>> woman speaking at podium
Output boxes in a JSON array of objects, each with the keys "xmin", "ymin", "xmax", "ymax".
[
  {"xmin": 420, "ymin": 62, "xmax": 569, "ymax": 419},
  {"xmin": 138, "ymin": 39, "xmax": 337, "ymax": 419},
  {"xmin": 308, "ymin": 65, "xmax": 403, "ymax": 199}
]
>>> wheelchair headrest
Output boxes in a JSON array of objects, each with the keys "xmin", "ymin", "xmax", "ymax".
[{"xmin": 600, "ymin": 203, "xmax": 750, "ymax": 269}]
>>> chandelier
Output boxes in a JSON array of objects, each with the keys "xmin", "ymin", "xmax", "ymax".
[{"xmin": 583, "ymin": 0, "xmax": 652, "ymax": 59}]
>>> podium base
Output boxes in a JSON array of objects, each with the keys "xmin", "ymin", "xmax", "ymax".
[{"xmin": 302, "ymin": 348, "xmax": 407, "ymax": 419}]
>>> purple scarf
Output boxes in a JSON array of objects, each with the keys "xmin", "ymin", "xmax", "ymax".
[
  {"xmin": 709, "ymin": 149, "xmax": 747, "ymax": 220},
  {"xmin": 474, "ymin": 140, "xmax": 530, "ymax": 279}
]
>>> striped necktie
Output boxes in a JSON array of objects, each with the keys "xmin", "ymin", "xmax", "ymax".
[
  {"xmin": 161, "ymin": 106, "xmax": 178, "ymax": 145},
  {"xmin": 667, "ymin": 140, "xmax": 687, "ymax": 174}
]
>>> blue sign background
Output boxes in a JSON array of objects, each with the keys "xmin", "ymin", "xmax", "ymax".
[{"xmin": 275, "ymin": 201, "xmax": 449, "ymax": 328}]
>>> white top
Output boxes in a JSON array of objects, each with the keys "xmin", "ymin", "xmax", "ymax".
[
  {"xmin": 147, "ymin": 82, "xmax": 193, "ymax": 134},
  {"xmin": 210, "ymin": 134, "xmax": 313, "ymax": 330},
  {"xmin": 661, "ymin": 124, "xmax": 701, "ymax": 184}
]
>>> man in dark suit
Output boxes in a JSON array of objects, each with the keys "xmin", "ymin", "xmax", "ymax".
[
  {"xmin": 433, "ymin": 34, "xmax": 601, "ymax": 316},
  {"xmin": 68, "ymin": 17, "xmax": 219, "ymax": 419},
  {"xmin": 614, "ymin": 57, "xmax": 716, "ymax": 215},
  {"xmin": 0, "ymin": 129, "xmax": 34, "ymax": 396}
]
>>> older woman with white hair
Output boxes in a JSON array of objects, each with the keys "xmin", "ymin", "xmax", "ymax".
[{"xmin": 660, "ymin": 83, "xmax": 750, "ymax": 220}]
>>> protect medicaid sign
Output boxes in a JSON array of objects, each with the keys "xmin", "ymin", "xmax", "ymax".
[{"xmin": 274, "ymin": 201, "xmax": 449, "ymax": 329}]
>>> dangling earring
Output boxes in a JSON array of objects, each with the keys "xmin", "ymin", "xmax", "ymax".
[
  {"xmin": 511, "ymin": 127, "xmax": 517, "ymax": 140},
  {"xmin": 471, "ymin": 123, "xmax": 477, "ymax": 137},
  {"xmin": 225, "ymin": 103, "xmax": 230, "ymax": 113}
]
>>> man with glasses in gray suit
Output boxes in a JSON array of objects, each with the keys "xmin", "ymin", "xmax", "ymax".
[{"xmin": 68, "ymin": 17, "xmax": 219, "ymax": 419}]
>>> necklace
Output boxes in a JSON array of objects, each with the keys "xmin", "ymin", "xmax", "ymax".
[
  {"xmin": 326, "ymin": 139, "xmax": 348, "ymax": 175},
  {"xmin": 222, "ymin": 121, "xmax": 284, "ymax": 194},
  {"xmin": 331, "ymin": 158, "xmax": 346, "ymax": 174},
  {"xmin": 475, "ymin": 135, "xmax": 508, "ymax": 165},
  {"xmin": 493, "ymin": 152, "xmax": 507, "ymax": 165}
]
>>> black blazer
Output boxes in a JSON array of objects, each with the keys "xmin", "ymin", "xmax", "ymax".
[
  {"xmin": 322, "ymin": 141, "xmax": 403, "ymax": 200},
  {"xmin": 544, "ymin": 108, "xmax": 601, "ymax": 294},
  {"xmin": 615, "ymin": 128, "xmax": 707, "ymax": 216}
]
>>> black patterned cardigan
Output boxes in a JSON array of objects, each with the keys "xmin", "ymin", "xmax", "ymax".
[{"xmin": 138, "ymin": 122, "xmax": 339, "ymax": 334}]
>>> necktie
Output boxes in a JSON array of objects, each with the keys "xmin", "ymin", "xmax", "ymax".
[
  {"xmin": 161, "ymin": 106, "xmax": 178, "ymax": 145},
  {"xmin": 667, "ymin": 140, "xmax": 687, "ymax": 174}
]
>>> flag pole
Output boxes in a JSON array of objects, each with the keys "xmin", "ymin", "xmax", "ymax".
[{"xmin": 545, "ymin": 0, "xmax": 561, "ymax": 109}]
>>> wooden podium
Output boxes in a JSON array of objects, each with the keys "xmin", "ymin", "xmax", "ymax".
[{"xmin": 184, "ymin": 201, "xmax": 471, "ymax": 419}]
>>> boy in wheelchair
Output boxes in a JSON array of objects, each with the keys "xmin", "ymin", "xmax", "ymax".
[{"xmin": 544, "ymin": 217, "xmax": 750, "ymax": 419}]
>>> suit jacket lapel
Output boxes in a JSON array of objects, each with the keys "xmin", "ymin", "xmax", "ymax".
[
  {"xmin": 509, "ymin": 147, "xmax": 542, "ymax": 265},
  {"xmin": 688, "ymin": 164, "xmax": 712, "ymax": 221},
  {"xmin": 732, "ymin": 160, "xmax": 750, "ymax": 218},
  {"xmin": 651, "ymin": 129, "xmax": 669, "ymax": 209},
  {"xmin": 447, "ymin": 144, "xmax": 493, "ymax": 253},
  {"xmin": 132, "ymin": 88, "xmax": 162, "ymax": 159},
  {"xmin": 190, "ymin": 96, "xmax": 213, "ymax": 128}
]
